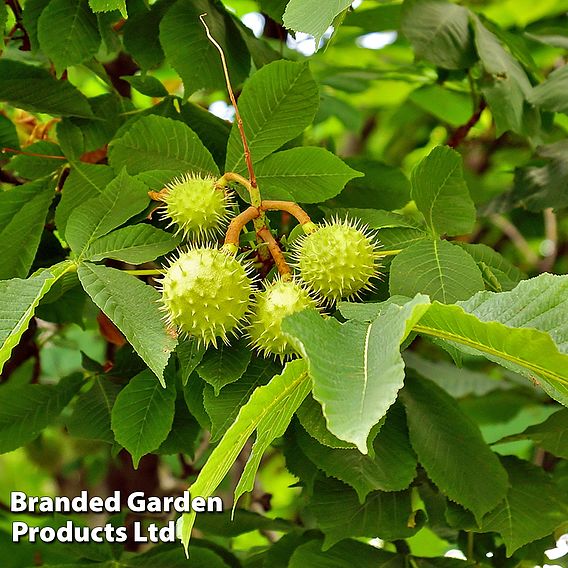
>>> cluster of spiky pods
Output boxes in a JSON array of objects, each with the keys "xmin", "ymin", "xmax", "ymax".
[{"xmin": 154, "ymin": 172, "xmax": 381, "ymax": 360}]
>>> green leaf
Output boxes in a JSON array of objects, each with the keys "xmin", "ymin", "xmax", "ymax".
[
  {"xmin": 471, "ymin": 16, "xmax": 535, "ymax": 136},
  {"xmin": 203, "ymin": 357, "xmax": 280, "ymax": 442},
  {"xmin": 176, "ymin": 339, "xmax": 206, "ymax": 386},
  {"xmin": 22, "ymin": 0, "xmax": 50, "ymax": 52},
  {"xmin": 5, "ymin": 141, "xmax": 65, "ymax": 180},
  {"xmin": 77, "ymin": 263, "xmax": 176, "ymax": 385},
  {"xmin": 389, "ymin": 239, "xmax": 485, "ymax": 303},
  {"xmin": 404, "ymin": 351, "xmax": 509, "ymax": 398},
  {"xmin": 0, "ymin": 178, "xmax": 54, "ymax": 280},
  {"xmin": 122, "ymin": 0, "xmax": 173, "ymax": 69},
  {"xmin": 0, "ymin": 60, "xmax": 94, "ymax": 118},
  {"xmin": 37, "ymin": 0, "xmax": 101, "ymax": 76},
  {"xmin": 296, "ymin": 402, "xmax": 417, "ymax": 501},
  {"xmin": 108, "ymin": 116, "xmax": 219, "ymax": 176},
  {"xmin": 528, "ymin": 64, "xmax": 568, "ymax": 113},
  {"xmin": 254, "ymin": 148, "xmax": 363, "ymax": 203},
  {"xmin": 0, "ymin": 262, "xmax": 74, "ymax": 374},
  {"xmin": 56, "ymin": 163, "xmax": 115, "ymax": 237},
  {"xmin": 479, "ymin": 456, "xmax": 568, "ymax": 555},
  {"xmin": 122, "ymin": 75, "xmax": 168, "ymax": 98},
  {"xmin": 195, "ymin": 508, "xmax": 291, "ymax": 537},
  {"xmin": 66, "ymin": 169, "xmax": 149, "ymax": 256},
  {"xmin": 197, "ymin": 340, "xmax": 252, "ymax": 395},
  {"xmin": 159, "ymin": 0, "xmax": 250, "ymax": 95},
  {"xmin": 225, "ymin": 60, "xmax": 319, "ymax": 175},
  {"xmin": 111, "ymin": 369, "xmax": 176, "ymax": 467},
  {"xmin": 309, "ymin": 477, "xmax": 423, "ymax": 549},
  {"xmin": 290, "ymin": 538, "xmax": 397, "ymax": 568},
  {"xmin": 66, "ymin": 376, "xmax": 123, "ymax": 443},
  {"xmin": 512, "ymin": 140, "xmax": 568, "ymax": 211},
  {"xmin": 283, "ymin": 295, "xmax": 431, "ymax": 452},
  {"xmin": 401, "ymin": 0, "xmax": 476, "ymax": 70},
  {"xmin": 501, "ymin": 409, "xmax": 568, "ymax": 458},
  {"xmin": 345, "ymin": 3, "xmax": 402, "ymax": 32},
  {"xmin": 157, "ymin": 395, "xmax": 200, "ymax": 456},
  {"xmin": 84, "ymin": 224, "xmax": 181, "ymax": 263},
  {"xmin": 178, "ymin": 359, "xmax": 311, "ymax": 553},
  {"xmin": 0, "ymin": 114, "xmax": 20, "ymax": 151},
  {"xmin": 411, "ymin": 146, "xmax": 476, "ymax": 237},
  {"xmin": 282, "ymin": 0, "xmax": 352, "ymax": 46},
  {"xmin": 328, "ymin": 159, "xmax": 411, "ymax": 211},
  {"xmin": 454, "ymin": 243, "xmax": 524, "ymax": 292},
  {"xmin": 0, "ymin": 374, "xmax": 83, "ymax": 454},
  {"xmin": 400, "ymin": 376, "xmax": 509, "ymax": 521},
  {"xmin": 414, "ymin": 273, "xmax": 568, "ymax": 406},
  {"xmin": 89, "ymin": 0, "xmax": 126, "ymax": 18}
]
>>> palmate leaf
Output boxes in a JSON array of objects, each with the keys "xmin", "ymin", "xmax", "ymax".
[
  {"xmin": 414, "ymin": 273, "xmax": 568, "ymax": 405},
  {"xmin": 111, "ymin": 369, "xmax": 177, "ymax": 467},
  {"xmin": 389, "ymin": 239, "xmax": 485, "ymax": 303},
  {"xmin": 282, "ymin": 0, "xmax": 352, "ymax": 46},
  {"xmin": 254, "ymin": 147, "xmax": 363, "ymax": 203},
  {"xmin": 77, "ymin": 263, "xmax": 176, "ymax": 385},
  {"xmin": 89, "ymin": 0, "xmax": 127, "ymax": 18},
  {"xmin": 411, "ymin": 146, "xmax": 476, "ymax": 237},
  {"xmin": 178, "ymin": 359, "xmax": 311, "ymax": 553},
  {"xmin": 0, "ymin": 178, "xmax": 55, "ymax": 280},
  {"xmin": 0, "ymin": 60, "xmax": 94, "ymax": 118},
  {"xmin": 108, "ymin": 115, "xmax": 219, "ymax": 176},
  {"xmin": 84, "ymin": 224, "xmax": 181, "ymax": 264},
  {"xmin": 283, "ymin": 295, "xmax": 431, "ymax": 452},
  {"xmin": 0, "ymin": 261, "xmax": 74, "ymax": 374},
  {"xmin": 66, "ymin": 169, "xmax": 150, "ymax": 257},
  {"xmin": 401, "ymin": 376, "xmax": 509, "ymax": 521},
  {"xmin": 0, "ymin": 374, "xmax": 83, "ymax": 454},
  {"xmin": 37, "ymin": 0, "xmax": 100, "ymax": 75},
  {"xmin": 225, "ymin": 60, "xmax": 319, "ymax": 175}
]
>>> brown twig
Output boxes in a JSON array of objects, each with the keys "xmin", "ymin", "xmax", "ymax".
[
  {"xmin": 447, "ymin": 100, "xmax": 487, "ymax": 149},
  {"xmin": 2, "ymin": 147, "xmax": 67, "ymax": 160},
  {"xmin": 257, "ymin": 227, "xmax": 291, "ymax": 279},
  {"xmin": 260, "ymin": 200, "xmax": 312, "ymax": 226},
  {"xmin": 224, "ymin": 206, "xmax": 261, "ymax": 248},
  {"xmin": 539, "ymin": 208, "xmax": 558, "ymax": 273},
  {"xmin": 490, "ymin": 214, "xmax": 539, "ymax": 267},
  {"xmin": 199, "ymin": 14, "xmax": 256, "ymax": 190}
]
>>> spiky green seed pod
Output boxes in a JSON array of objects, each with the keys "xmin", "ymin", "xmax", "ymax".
[
  {"xmin": 160, "ymin": 247, "xmax": 253, "ymax": 347},
  {"xmin": 247, "ymin": 279, "xmax": 316, "ymax": 359},
  {"xmin": 294, "ymin": 218, "xmax": 380, "ymax": 301},
  {"xmin": 162, "ymin": 173, "xmax": 232, "ymax": 241}
]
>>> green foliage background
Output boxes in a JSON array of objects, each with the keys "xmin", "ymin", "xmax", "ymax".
[{"xmin": 1, "ymin": 0, "xmax": 568, "ymax": 566}]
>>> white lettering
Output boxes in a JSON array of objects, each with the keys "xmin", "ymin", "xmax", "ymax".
[
  {"xmin": 12, "ymin": 522, "xmax": 28, "ymax": 541},
  {"xmin": 10, "ymin": 492, "xmax": 28, "ymax": 513},
  {"xmin": 127, "ymin": 492, "xmax": 146, "ymax": 513}
]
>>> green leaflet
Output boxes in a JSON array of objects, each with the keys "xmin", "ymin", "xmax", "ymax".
[
  {"xmin": 84, "ymin": 224, "xmax": 181, "ymax": 264},
  {"xmin": 108, "ymin": 115, "xmax": 219, "ymax": 176},
  {"xmin": 77, "ymin": 263, "xmax": 176, "ymax": 385},
  {"xmin": 0, "ymin": 373, "xmax": 83, "ymax": 454},
  {"xmin": 66, "ymin": 168, "xmax": 150, "ymax": 257},
  {"xmin": 411, "ymin": 146, "xmax": 476, "ymax": 237},
  {"xmin": 224, "ymin": 60, "xmax": 319, "ymax": 175},
  {"xmin": 283, "ymin": 295, "xmax": 431, "ymax": 452},
  {"xmin": 111, "ymin": 369, "xmax": 177, "ymax": 467},
  {"xmin": 401, "ymin": 376, "xmax": 509, "ymax": 521},
  {"xmin": 389, "ymin": 239, "xmax": 485, "ymax": 303},
  {"xmin": 178, "ymin": 359, "xmax": 311, "ymax": 553},
  {"xmin": 0, "ymin": 261, "xmax": 75, "ymax": 374},
  {"xmin": 282, "ymin": 0, "xmax": 352, "ymax": 46},
  {"xmin": 0, "ymin": 178, "xmax": 55, "ymax": 280}
]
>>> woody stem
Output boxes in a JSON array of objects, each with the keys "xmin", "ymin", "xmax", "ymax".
[{"xmin": 257, "ymin": 227, "xmax": 292, "ymax": 280}]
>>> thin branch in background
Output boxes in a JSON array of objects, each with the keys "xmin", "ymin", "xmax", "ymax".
[
  {"xmin": 1, "ymin": 147, "xmax": 67, "ymax": 160},
  {"xmin": 489, "ymin": 214, "xmax": 539, "ymax": 267},
  {"xmin": 539, "ymin": 208, "xmax": 558, "ymax": 273},
  {"xmin": 447, "ymin": 100, "xmax": 487, "ymax": 149}
]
